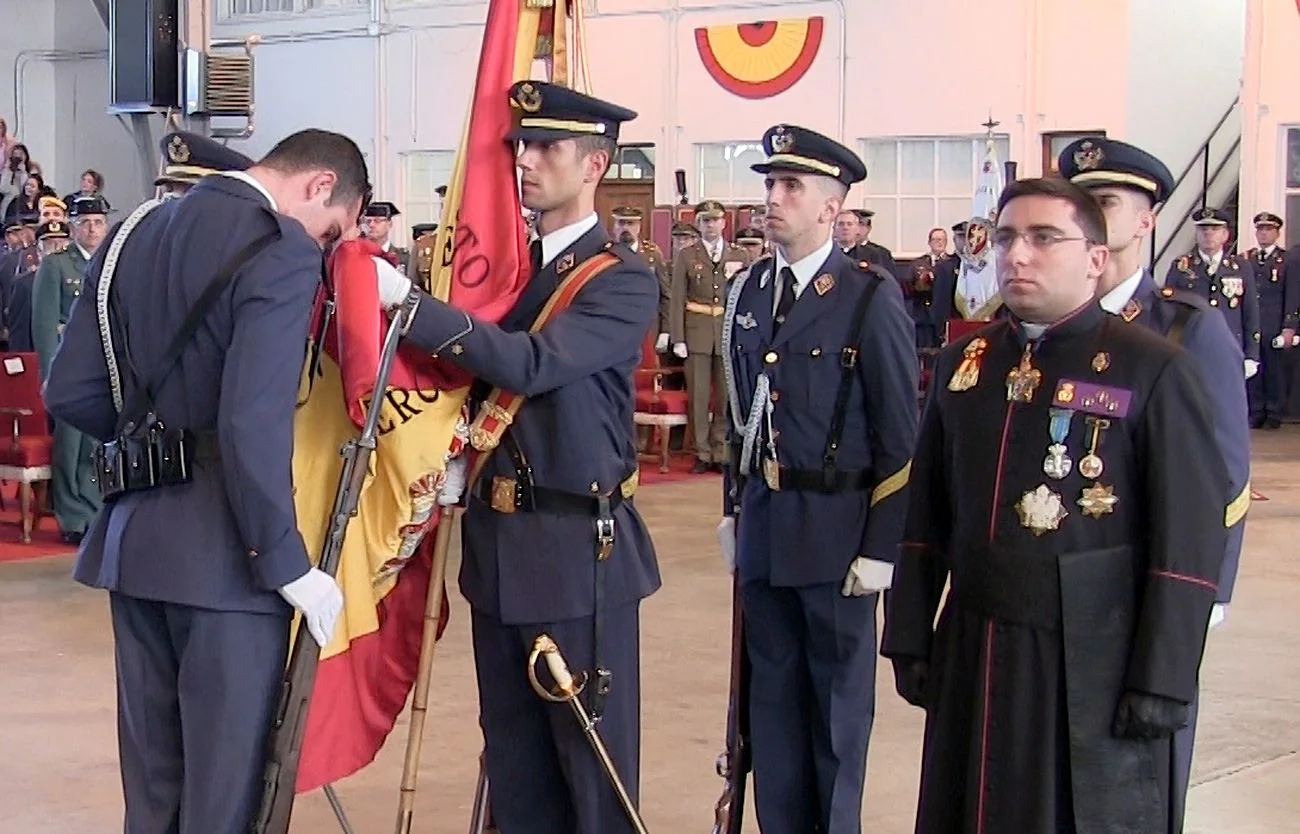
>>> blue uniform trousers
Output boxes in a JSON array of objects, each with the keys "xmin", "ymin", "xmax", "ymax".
[
  {"xmin": 1248, "ymin": 339, "xmax": 1287, "ymax": 419},
  {"xmin": 109, "ymin": 592, "xmax": 289, "ymax": 834},
  {"xmin": 473, "ymin": 603, "xmax": 642, "ymax": 834},
  {"xmin": 742, "ymin": 580, "xmax": 878, "ymax": 834}
]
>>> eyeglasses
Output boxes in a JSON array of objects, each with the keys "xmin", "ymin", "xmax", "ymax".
[{"xmin": 992, "ymin": 228, "xmax": 1093, "ymax": 251}]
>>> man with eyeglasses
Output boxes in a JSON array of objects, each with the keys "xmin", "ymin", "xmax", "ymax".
[{"xmin": 884, "ymin": 176, "xmax": 1227, "ymax": 834}]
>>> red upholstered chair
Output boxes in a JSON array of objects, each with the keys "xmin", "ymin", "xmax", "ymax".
[
  {"xmin": 0, "ymin": 352, "xmax": 53, "ymax": 543},
  {"xmin": 633, "ymin": 329, "xmax": 689, "ymax": 473}
]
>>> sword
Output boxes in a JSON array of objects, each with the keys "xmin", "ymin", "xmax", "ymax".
[{"xmin": 526, "ymin": 634, "xmax": 650, "ymax": 834}]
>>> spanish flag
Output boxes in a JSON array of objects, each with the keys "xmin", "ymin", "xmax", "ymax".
[{"xmin": 289, "ymin": 0, "xmax": 565, "ymax": 791}]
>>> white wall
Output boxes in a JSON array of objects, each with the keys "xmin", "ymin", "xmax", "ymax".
[
  {"xmin": 1127, "ymin": 0, "xmax": 1246, "ymax": 182},
  {"xmin": 1240, "ymin": 0, "xmax": 1299, "ymax": 244},
  {"xmin": 1, "ymin": 0, "xmax": 58, "ymax": 176}
]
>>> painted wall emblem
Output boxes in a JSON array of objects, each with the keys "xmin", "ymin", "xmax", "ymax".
[{"xmin": 694, "ymin": 17, "xmax": 824, "ymax": 99}]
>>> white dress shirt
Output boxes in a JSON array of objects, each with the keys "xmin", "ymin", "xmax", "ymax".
[
  {"xmin": 1197, "ymin": 249, "xmax": 1222, "ymax": 275},
  {"xmin": 1098, "ymin": 268, "xmax": 1145, "ymax": 315},
  {"xmin": 540, "ymin": 212, "xmax": 599, "ymax": 268},
  {"xmin": 772, "ymin": 234, "xmax": 835, "ymax": 315},
  {"xmin": 218, "ymin": 170, "xmax": 278, "ymax": 211}
]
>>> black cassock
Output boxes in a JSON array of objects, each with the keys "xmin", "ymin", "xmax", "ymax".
[{"xmin": 883, "ymin": 302, "xmax": 1227, "ymax": 834}]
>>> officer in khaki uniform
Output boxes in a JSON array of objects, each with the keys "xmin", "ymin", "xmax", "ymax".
[
  {"xmin": 407, "ymin": 221, "xmax": 439, "ymax": 288},
  {"xmin": 610, "ymin": 206, "xmax": 671, "ymax": 343},
  {"xmin": 670, "ymin": 200, "xmax": 752, "ymax": 472},
  {"xmin": 362, "ymin": 201, "xmax": 409, "ymax": 272},
  {"xmin": 32, "ymin": 195, "xmax": 110, "ymax": 541}
]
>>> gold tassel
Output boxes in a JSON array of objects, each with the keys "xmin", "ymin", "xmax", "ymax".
[
  {"xmin": 524, "ymin": 0, "xmax": 553, "ymax": 8},
  {"xmin": 947, "ymin": 337, "xmax": 987, "ymax": 392}
]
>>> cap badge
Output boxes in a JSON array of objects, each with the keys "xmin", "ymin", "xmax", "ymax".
[
  {"xmin": 1073, "ymin": 140, "xmax": 1103, "ymax": 171},
  {"xmin": 514, "ymin": 82, "xmax": 542, "ymax": 114},
  {"xmin": 770, "ymin": 127, "xmax": 796, "ymax": 154},
  {"xmin": 167, "ymin": 135, "xmax": 191, "ymax": 164},
  {"xmin": 1199, "ymin": 208, "xmax": 1215, "ymax": 220}
]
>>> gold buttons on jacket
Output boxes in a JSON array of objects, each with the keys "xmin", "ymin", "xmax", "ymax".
[{"xmin": 770, "ymin": 390, "xmax": 781, "ymax": 402}]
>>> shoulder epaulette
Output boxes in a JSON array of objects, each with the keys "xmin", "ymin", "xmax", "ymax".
[{"xmin": 1158, "ymin": 285, "xmax": 1210, "ymax": 311}]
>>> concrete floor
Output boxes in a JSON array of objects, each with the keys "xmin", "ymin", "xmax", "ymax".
[{"xmin": 2, "ymin": 432, "xmax": 1298, "ymax": 833}]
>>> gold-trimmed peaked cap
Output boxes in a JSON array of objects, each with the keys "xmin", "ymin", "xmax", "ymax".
[
  {"xmin": 751, "ymin": 124, "xmax": 867, "ymax": 187},
  {"xmin": 507, "ymin": 81, "xmax": 637, "ymax": 142},
  {"xmin": 1253, "ymin": 211, "xmax": 1283, "ymax": 229},
  {"xmin": 611, "ymin": 205, "xmax": 644, "ymax": 221},
  {"xmin": 1057, "ymin": 137, "xmax": 1175, "ymax": 205},
  {"xmin": 155, "ymin": 131, "xmax": 253, "ymax": 186}
]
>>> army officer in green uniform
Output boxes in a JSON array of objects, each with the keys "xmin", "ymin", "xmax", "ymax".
[{"xmin": 32, "ymin": 194, "xmax": 109, "ymax": 542}]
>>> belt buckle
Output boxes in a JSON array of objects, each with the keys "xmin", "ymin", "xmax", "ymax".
[
  {"xmin": 595, "ymin": 517, "xmax": 615, "ymax": 561},
  {"xmin": 490, "ymin": 475, "xmax": 518, "ymax": 513}
]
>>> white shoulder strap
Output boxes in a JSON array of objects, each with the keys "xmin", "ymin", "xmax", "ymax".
[{"xmin": 97, "ymin": 198, "xmax": 165, "ymax": 413}]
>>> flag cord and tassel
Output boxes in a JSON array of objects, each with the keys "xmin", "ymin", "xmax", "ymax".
[{"xmin": 392, "ymin": 503, "xmax": 459, "ymax": 834}]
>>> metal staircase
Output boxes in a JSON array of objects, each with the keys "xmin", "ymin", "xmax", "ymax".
[{"xmin": 1150, "ymin": 96, "xmax": 1243, "ymax": 281}]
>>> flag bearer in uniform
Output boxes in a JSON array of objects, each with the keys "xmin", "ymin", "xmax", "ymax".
[
  {"xmin": 670, "ymin": 199, "xmax": 752, "ymax": 472},
  {"xmin": 1058, "ymin": 137, "xmax": 1253, "ymax": 832},
  {"xmin": 32, "ymin": 195, "xmax": 111, "ymax": 542},
  {"xmin": 719, "ymin": 124, "xmax": 918, "ymax": 833},
  {"xmin": 372, "ymin": 81, "xmax": 661, "ymax": 834},
  {"xmin": 1166, "ymin": 206, "xmax": 1261, "ymax": 375},
  {"xmin": 1244, "ymin": 211, "xmax": 1296, "ymax": 428},
  {"xmin": 883, "ymin": 176, "xmax": 1228, "ymax": 834}
]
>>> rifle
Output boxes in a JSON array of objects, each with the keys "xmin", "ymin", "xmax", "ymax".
[
  {"xmin": 251, "ymin": 294, "xmax": 419, "ymax": 834},
  {"xmin": 711, "ymin": 574, "xmax": 751, "ymax": 834}
]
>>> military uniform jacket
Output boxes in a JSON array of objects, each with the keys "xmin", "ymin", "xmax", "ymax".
[
  {"xmin": 1245, "ymin": 245, "xmax": 1297, "ymax": 336},
  {"xmin": 2, "ymin": 245, "xmax": 39, "ymax": 349},
  {"xmin": 722, "ymin": 248, "xmax": 918, "ymax": 587},
  {"xmin": 669, "ymin": 239, "xmax": 751, "ymax": 354},
  {"xmin": 43, "ymin": 176, "xmax": 326, "ymax": 614},
  {"xmin": 1165, "ymin": 250, "xmax": 1260, "ymax": 360},
  {"xmin": 400, "ymin": 224, "xmax": 662, "ymax": 625},
  {"xmin": 1122, "ymin": 272, "xmax": 1250, "ymax": 602},
  {"xmin": 635, "ymin": 239, "xmax": 671, "ymax": 334},
  {"xmin": 30, "ymin": 244, "xmax": 90, "ymax": 377},
  {"xmin": 881, "ymin": 304, "xmax": 1227, "ymax": 834}
]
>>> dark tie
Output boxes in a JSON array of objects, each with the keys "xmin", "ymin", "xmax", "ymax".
[
  {"xmin": 529, "ymin": 239, "xmax": 543, "ymax": 275},
  {"xmin": 773, "ymin": 266, "xmax": 797, "ymax": 337}
]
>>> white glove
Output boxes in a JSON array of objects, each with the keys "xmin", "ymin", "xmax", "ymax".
[
  {"xmin": 438, "ymin": 454, "xmax": 468, "ymax": 506},
  {"xmin": 841, "ymin": 557, "xmax": 894, "ymax": 597},
  {"xmin": 1208, "ymin": 603, "xmax": 1226, "ymax": 631},
  {"xmin": 673, "ymin": 342, "xmax": 689, "ymax": 359},
  {"xmin": 716, "ymin": 516, "xmax": 736, "ymax": 573},
  {"xmin": 278, "ymin": 567, "xmax": 345, "ymax": 647},
  {"xmin": 373, "ymin": 255, "xmax": 413, "ymax": 308},
  {"xmin": 1244, "ymin": 359, "xmax": 1259, "ymax": 379},
  {"xmin": 1273, "ymin": 335, "xmax": 1285, "ymax": 349},
  {"xmin": 655, "ymin": 332, "xmax": 669, "ymax": 353}
]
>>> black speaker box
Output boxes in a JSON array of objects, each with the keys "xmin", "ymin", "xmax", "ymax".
[{"xmin": 108, "ymin": 0, "xmax": 180, "ymax": 112}]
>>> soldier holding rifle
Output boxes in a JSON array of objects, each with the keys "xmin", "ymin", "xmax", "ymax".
[
  {"xmin": 42, "ymin": 130, "xmax": 367, "ymax": 834},
  {"xmin": 373, "ymin": 82, "xmax": 660, "ymax": 834}
]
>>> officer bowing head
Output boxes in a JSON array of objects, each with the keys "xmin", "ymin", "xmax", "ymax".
[
  {"xmin": 994, "ymin": 177, "xmax": 1110, "ymax": 324},
  {"xmin": 246, "ymin": 128, "xmax": 371, "ymax": 247},
  {"xmin": 751, "ymin": 124, "xmax": 866, "ymax": 259},
  {"xmin": 509, "ymin": 81, "xmax": 635, "ymax": 235},
  {"xmin": 68, "ymin": 195, "xmax": 110, "ymax": 256}
]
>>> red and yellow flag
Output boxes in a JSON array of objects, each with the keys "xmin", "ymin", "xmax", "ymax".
[{"xmin": 290, "ymin": 0, "xmax": 581, "ymax": 792}]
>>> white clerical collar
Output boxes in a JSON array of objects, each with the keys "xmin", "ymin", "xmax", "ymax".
[
  {"xmin": 218, "ymin": 170, "xmax": 279, "ymax": 212},
  {"xmin": 775, "ymin": 234, "xmax": 835, "ymax": 299},
  {"xmin": 1098, "ymin": 267, "xmax": 1145, "ymax": 314},
  {"xmin": 540, "ymin": 212, "xmax": 598, "ymax": 267}
]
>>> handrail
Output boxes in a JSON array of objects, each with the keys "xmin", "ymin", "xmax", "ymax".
[
  {"xmin": 1163, "ymin": 94, "xmax": 1240, "ymax": 203},
  {"xmin": 1152, "ymin": 134, "xmax": 1242, "ymax": 270}
]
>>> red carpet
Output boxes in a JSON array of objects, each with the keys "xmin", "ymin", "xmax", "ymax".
[{"xmin": 0, "ymin": 483, "xmax": 75, "ymax": 563}]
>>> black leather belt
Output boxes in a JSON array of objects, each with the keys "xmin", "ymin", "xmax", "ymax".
[
  {"xmin": 471, "ymin": 474, "xmax": 635, "ymax": 516},
  {"xmin": 775, "ymin": 465, "xmax": 872, "ymax": 493}
]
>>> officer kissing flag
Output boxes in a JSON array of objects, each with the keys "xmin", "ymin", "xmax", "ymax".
[{"xmin": 289, "ymin": 0, "xmax": 541, "ymax": 792}]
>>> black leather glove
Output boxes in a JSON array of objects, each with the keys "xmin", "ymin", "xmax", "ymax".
[
  {"xmin": 1113, "ymin": 690, "xmax": 1190, "ymax": 740},
  {"xmin": 891, "ymin": 657, "xmax": 930, "ymax": 708}
]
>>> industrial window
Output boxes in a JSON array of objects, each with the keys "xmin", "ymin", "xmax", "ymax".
[
  {"xmin": 694, "ymin": 142, "xmax": 768, "ymax": 204},
  {"xmin": 603, "ymin": 144, "xmax": 656, "ymax": 182},
  {"xmin": 1285, "ymin": 127, "xmax": 1300, "ymax": 249},
  {"xmin": 220, "ymin": 0, "xmax": 363, "ymax": 18},
  {"xmin": 858, "ymin": 135, "xmax": 1012, "ymax": 257},
  {"xmin": 401, "ymin": 150, "xmax": 456, "ymax": 246}
]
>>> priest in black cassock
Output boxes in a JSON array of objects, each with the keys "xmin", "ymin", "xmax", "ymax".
[{"xmin": 882, "ymin": 176, "xmax": 1227, "ymax": 834}]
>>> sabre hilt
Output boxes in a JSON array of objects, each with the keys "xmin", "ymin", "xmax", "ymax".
[{"xmin": 528, "ymin": 634, "xmax": 587, "ymax": 703}]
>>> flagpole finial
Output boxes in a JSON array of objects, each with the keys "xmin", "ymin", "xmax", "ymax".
[{"xmin": 982, "ymin": 113, "xmax": 1000, "ymax": 134}]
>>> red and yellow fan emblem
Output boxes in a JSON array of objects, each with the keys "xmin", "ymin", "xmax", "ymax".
[{"xmin": 694, "ymin": 17, "xmax": 824, "ymax": 99}]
